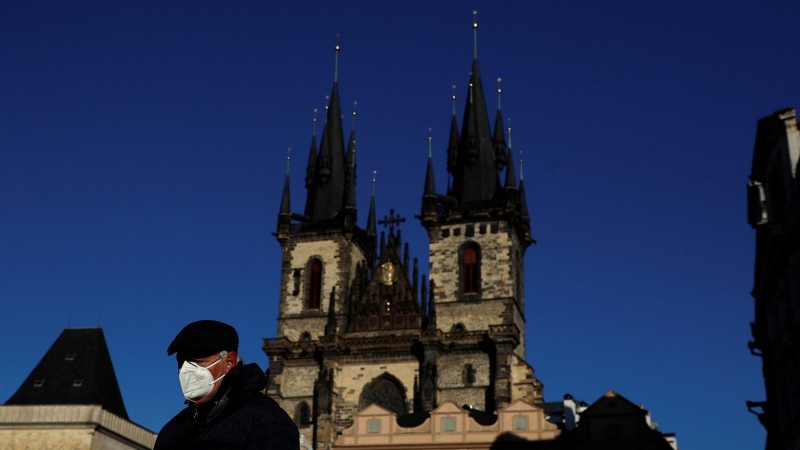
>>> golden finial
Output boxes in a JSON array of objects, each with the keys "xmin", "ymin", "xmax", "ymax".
[{"xmin": 451, "ymin": 85, "xmax": 457, "ymax": 116}]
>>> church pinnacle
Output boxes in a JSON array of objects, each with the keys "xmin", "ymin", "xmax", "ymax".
[
  {"xmin": 303, "ymin": 41, "xmax": 348, "ymax": 222},
  {"xmin": 449, "ymin": 12, "xmax": 500, "ymax": 204}
]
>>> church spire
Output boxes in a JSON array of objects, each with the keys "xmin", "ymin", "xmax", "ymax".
[
  {"xmin": 367, "ymin": 171, "xmax": 377, "ymax": 236},
  {"xmin": 421, "ymin": 132, "xmax": 439, "ymax": 225},
  {"xmin": 278, "ymin": 148, "xmax": 294, "ymax": 241},
  {"xmin": 504, "ymin": 127, "xmax": 517, "ymax": 190},
  {"xmin": 280, "ymin": 148, "xmax": 292, "ymax": 216},
  {"xmin": 310, "ymin": 42, "xmax": 347, "ymax": 221},
  {"xmin": 344, "ymin": 103, "xmax": 358, "ymax": 220},
  {"xmin": 447, "ymin": 86, "xmax": 459, "ymax": 175},
  {"xmin": 424, "ymin": 133, "xmax": 437, "ymax": 196},
  {"xmin": 519, "ymin": 150, "xmax": 529, "ymax": 218},
  {"xmin": 493, "ymin": 78, "xmax": 507, "ymax": 172},
  {"xmin": 303, "ymin": 110, "xmax": 318, "ymax": 218},
  {"xmin": 451, "ymin": 12, "xmax": 497, "ymax": 203}
]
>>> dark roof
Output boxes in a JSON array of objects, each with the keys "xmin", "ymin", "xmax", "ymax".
[{"xmin": 5, "ymin": 327, "xmax": 128, "ymax": 419}]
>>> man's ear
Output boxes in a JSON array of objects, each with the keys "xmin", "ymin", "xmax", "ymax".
[{"xmin": 224, "ymin": 351, "xmax": 238, "ymax": 372}]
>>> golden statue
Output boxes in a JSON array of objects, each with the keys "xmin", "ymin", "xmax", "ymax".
[{"xmin": 380, "ymin": 262, "xmax": 395, "ymax": 286}]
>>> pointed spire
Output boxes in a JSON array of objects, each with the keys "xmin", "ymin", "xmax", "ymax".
[
  {"xmin": 473, "ymin": 11, "xmax": 479, "ymax": 60},
  {"xmin": 367, "ymin": 171, "xmax": 377, "ymax": 236},
  {"xmin": 424, "ymin": 133, "xmax": 437, "ymax": 197},
  {"xmin": 344, "ymin": 102, "xmax": 357, "ymax": 213},
  {"xmin": 519, "ymin": 150, "xmax": 529, "ymax": 218},
  {"xmin": 280, "ymin": 148, "xmax": 292, "ymax": 216},
  {"xmin": 304, "ymin": 111, "xmax": 319, "ymax": 218},
  {"xmin": 504, "ymin": 122, "xmax": 516, "ymax": 189},
  {"xmin": 454, "ymin": 56, "xmax": 496, "ymax": 202},
  {"xmin": 447, "ymin": 86, "xmax": 459, "ymax": 174},
  {"xmin": 504, "ymin": 147, "xmax": 517, "ymax": 189},
  {"xmin": 311, "ymin": 42, "xmax": 346, "ymax": 221},
  {"xmin": 325, "ymin": 286, "xmax": 337, "ymax": 336},
  {"xmin": 334, "ymin": 35, "xmax": 341, "ymax": 83},
  {"xmin": 493, "ymin": 78, "xmax": 507, "ymax": 172},
  {"xmin": 421, "ymin": 132, "xmax": 440, "ymax": 225}
]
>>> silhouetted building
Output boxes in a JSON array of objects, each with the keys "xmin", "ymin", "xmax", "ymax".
[
  {"xmin": 2, "ymin": 327, "xmax": 156, "ymax": 449},
  {"xmin": 747, "ymin": 108, "xmax": 800, "ymax": 450},
  {"xmin": 263, "ymin": 19, "xmax": 677, "ymax": 450}
]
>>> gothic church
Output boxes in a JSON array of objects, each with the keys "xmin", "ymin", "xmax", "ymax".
[{"xmin": 262, "ymin": 19, "xmax": 542, "ymax": 449}]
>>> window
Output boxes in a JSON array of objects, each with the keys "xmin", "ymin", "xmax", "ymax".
[
  {"xmin": 442, "ymin": 417, "xmax": 456, "ymax": 432},
  {"xmin": 300, "ymin": 332, "xmax": 311, "ymax": 342},
  {"xmin": 367, "ymin": 419, "xmax": 381, "ymax": 434},
  {"xmin": 359, "ymin": 376, "xmax": 408, "ymax": 416},
  {"xmin": 461, "ymin": 243, "xmax": 481, "ymax": 295},
  {"xmin": 296, "ymin": 402, "xmax": 311, "ymax": 427},
  {"xmin": 463, "ymin": 364, "xmax": 475, "ymax": 386},
  {"xmin": 308, "ymin": 259, "xmax": 322, "ymax": 310},
  {"xmin": 292, "ymin": 269, "xmax": 301, "ymax": 296}
]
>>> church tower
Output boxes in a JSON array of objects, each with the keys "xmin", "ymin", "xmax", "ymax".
[
  {"xmin": 264, "ymin": 20, "xmax": 542, "ymax": 450},
  {"xmin": 417, "ymin": 16, "xmax": 537, "ymax": 413}
]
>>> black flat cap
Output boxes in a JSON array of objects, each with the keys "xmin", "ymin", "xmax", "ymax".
[{"xmin": 167, "ymin": 320, "xmax": 239, "ymax": 356}]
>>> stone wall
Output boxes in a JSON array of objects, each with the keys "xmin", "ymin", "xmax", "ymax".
[
  {"xmin": 0, "ymin": 405, "xmax": 156, "ymax": 450},
  {"xmin": 278, "ymin": 234, "xmax": 367, "ymax": 340},
  {"xmin": 336, "ymin": 361, "xmax": 418, "ymax": 411}
]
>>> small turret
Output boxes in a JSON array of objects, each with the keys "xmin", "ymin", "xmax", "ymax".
[
  {"xmin": 493, "ymin": 78, "xmax": 507, "ymax": 172},
  {"xmin": 277, "ymin": 150, "xmax": 292, "ymax": 242},
  {"xmin": 304, "ymin": 112, "xmax": 318, "ymax": 218},
  {"xmin": 421, "ymin": 134, "xmax": 439, "ymax": 225}
]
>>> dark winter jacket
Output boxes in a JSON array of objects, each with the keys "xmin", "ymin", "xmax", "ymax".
[{"xmin": 155, "ymin": 362, "xmax": 298, "ymax": 450}]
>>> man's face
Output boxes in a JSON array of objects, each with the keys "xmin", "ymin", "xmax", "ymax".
[{"xmin": 178, "ymin": 351, "xmax": 237, "ymax": 405}]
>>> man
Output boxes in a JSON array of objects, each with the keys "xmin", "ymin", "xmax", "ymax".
[{"xmin": 155, "ymin": 320, "xmax": 298, "ymax": 449}]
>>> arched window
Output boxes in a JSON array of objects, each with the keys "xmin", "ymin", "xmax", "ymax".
[
  {"xmin": 359, "ymin": 374, "xmax": 407, "ymax": 416},
  {"xmin": 296, "ymin": 402, "xmax": 311, "ymax": 427},
  {"xmin": 460, "ymin": 243, "xmax": 481, "ymax": 296},
  {"xmin": 308, "ymin": 259, "xmax": 322, "ymax": 310}
]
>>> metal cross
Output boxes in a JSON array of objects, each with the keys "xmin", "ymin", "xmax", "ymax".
[{"xmin": 378, "ymin": 209, "xmax": 406, "ymax": 235}]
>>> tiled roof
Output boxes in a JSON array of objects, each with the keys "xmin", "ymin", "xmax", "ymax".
[{"xmin": 5, "ymin": 327, "xmax": 128, "ymax": 419}]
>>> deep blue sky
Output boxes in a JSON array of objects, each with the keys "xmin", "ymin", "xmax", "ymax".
[{"xmin": 2, "ymin": 1, "xmax": 797, "ymax": 448}]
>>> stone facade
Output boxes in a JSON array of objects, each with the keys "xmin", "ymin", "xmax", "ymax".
[
  {"xmin": 262, "ymin": 22, "xmax": 682, "ymax": 450},
  {"xmin": 264, "ymin": 24, "xmax": 541, "ymax": 450},
  {"xmin": 0, "ymin": 405, "xmax": 156, "ymax": 450}
]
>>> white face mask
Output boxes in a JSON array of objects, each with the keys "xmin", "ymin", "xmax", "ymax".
[{"xmin": 179, "ymin": 357, "xmax": 225, "ymax": 402}]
